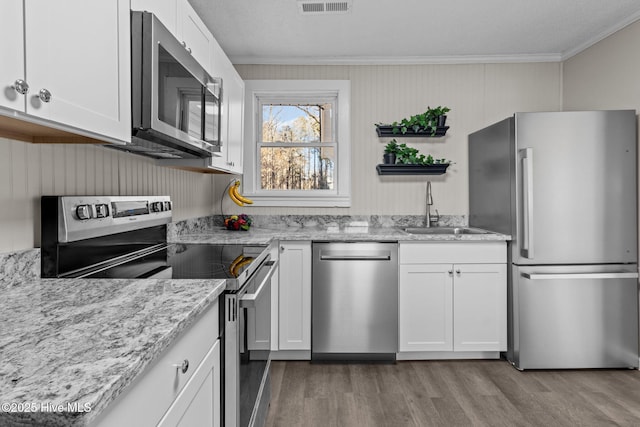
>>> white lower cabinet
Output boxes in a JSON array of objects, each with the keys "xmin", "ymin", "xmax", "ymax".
[
  {"xmin": 399, "ymin": 264, "xmax": 453, "ymax": 351},
  {"xmin": 157, "ymin": 340, "xmax": 220, "ymax": 427},
  {"xmin": 399, "ymin": 242, "xmax": 507, "ymax": 355},
  {"xmin": 92, "ymin": 301, "xmax": 220, "ymax": 427},
  {"xmin": 277, "ymin": 241, "xmax": 311, "ymax": 352}
]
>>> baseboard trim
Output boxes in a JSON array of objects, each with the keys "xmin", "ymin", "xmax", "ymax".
[
  {"xmin": 396, "ymin": 351, "xmax": 501, "ymax": 361},
  {"xmin": 270, "ymin": 350, "xmax": 311, "ymax": 360}
]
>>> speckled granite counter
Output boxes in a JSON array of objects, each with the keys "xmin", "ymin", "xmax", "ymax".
[
  {"xmin": 0, "ymin": 217, "xmax": 509, "ymax": 426},
  {"xmin": 0, "ymin": 273, "xmax": 225, "ymax": 427},
  {"xmin": 170, "ymin": 225, "xmax": 511, "ymax": 245}
]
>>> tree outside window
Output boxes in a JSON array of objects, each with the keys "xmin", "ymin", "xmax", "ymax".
[{"xmin": 259, "ymin": 102, "xmax": 336, "ymax": 191}]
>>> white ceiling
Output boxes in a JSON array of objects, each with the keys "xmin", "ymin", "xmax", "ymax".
[{"xmin": 189, "ymin": 0, "xmax": 640, "ymax": 65}]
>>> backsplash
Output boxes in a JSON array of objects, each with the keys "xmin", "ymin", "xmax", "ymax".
[{"xmin": 168, "ymin": 214, "xmax": 467, "ymax": 238}]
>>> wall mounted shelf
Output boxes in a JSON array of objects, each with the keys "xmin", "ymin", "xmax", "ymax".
[
  {"xmin": 376, "ymin": 163, "xmax": 450, "ymax": 175},
  {"xmin": 376, "ymin": 125, "xmax": 449, "ymax": 138}
]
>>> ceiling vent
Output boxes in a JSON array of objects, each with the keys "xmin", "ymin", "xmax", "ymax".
[{"xmin": 298, "ymin": 1, "xmax": 352, "ymax": 15}]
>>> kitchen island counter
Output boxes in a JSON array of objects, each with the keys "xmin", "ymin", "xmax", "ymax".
[{"xmin": 0, "ymin": 269, "xmax": 225, "ymax": 427}]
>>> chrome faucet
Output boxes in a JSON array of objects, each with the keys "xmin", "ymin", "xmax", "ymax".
[{"xmin": 425, "ymin": 181, "xmax": 439, "ymax": 227}]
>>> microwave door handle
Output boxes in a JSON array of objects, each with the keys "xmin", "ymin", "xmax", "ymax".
[
  {"xmin": 520, "ymin": 148, "xmax": 534, "ymax": 259},
  {"xmin": 239, "ymin": 260, "xmax": 278, "ymax": 308}
]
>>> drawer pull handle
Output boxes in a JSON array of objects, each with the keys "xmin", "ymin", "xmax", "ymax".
[{"xmin": 173, "ymin": 359, "xmax": 189, "ymax": 374}]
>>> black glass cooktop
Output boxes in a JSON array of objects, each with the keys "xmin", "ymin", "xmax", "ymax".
[
  {"xmin": 80, "ymin": 243, "xmax": 267, "ymax": 280},
  {"xmin": 167, "ymin": 243, "xmax": 266, "ymax": 280}
]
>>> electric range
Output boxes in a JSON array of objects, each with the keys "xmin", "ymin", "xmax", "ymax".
[{"xmin": 40, "ymin": 196, "xmax": 275, "ymax": 427}]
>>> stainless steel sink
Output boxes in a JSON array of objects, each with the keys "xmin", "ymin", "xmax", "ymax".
[{"xmin": 402, "ymin": 227, "xmax": 489, "ymax": 235}]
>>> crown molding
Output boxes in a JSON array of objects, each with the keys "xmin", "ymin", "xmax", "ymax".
[
  {"xmin": 561, "ymin": 11, "xmax": 640, "ymax": 61},
  {"xmin": 230, "ymin": 53, "xmax": 562, "ymax": 66}
]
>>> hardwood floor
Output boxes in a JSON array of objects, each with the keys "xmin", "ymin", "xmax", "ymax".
[{"xmin": 265, "ymin": 359, "xmax": 640, "ymax": 427}]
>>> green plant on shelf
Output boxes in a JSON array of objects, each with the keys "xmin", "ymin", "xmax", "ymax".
[
  {"xmin": 395, "ymin": 143, "xmax": 451, "ymax": 165},
  {"xmin": 384, "ymin": 139, "xmax": 399, "ymax": 154},
  {"xmin": 384, "ymin": 106, "xmax": 451, "ymax": 136}
]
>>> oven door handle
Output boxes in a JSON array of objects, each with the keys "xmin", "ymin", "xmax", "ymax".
[{"xmin": 239, "ymin": 260, "xmax": 278, "ymax": 308}]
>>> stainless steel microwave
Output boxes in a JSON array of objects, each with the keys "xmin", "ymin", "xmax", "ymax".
[{"xmin": 117, "ymin": 11, "xmax": 221, "ymax": 159}]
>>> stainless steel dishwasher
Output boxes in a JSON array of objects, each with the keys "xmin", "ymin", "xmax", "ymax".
[{"xmin": 312, "ymin": 241, "xmax": 398, "ymax": 361}]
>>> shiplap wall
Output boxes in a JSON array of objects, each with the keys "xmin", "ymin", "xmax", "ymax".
[
  {"xmin": 0, "ymin": 138, "xmax": 215, "ymax": 253},
  {"xmin": 217, "ymin": 63, "xmax": 562, "ymax": 216}
]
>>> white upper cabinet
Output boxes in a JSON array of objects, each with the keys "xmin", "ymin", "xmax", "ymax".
[
  {"xmin": 209, "ymin": 38, "xmax": 244, "ymax": 175},
  {"xmin": 132, "ymin": 0, "xmax": 213, "ymax": 72},
  {"xmin": 176, "ymin": 0, "xmax": 213, "ymax": 72},
  {"xmin": 0, "ymin": 0, "xmax": 131, "ymax": 143},
  {"xmin": 1, "ymin": 0, "xmax": 25, "ymax": 112}
]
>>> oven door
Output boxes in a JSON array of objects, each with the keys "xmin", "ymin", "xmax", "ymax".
[{"xmin": 225, "ymin": 258, "xmax": 277, "ymax": 427}]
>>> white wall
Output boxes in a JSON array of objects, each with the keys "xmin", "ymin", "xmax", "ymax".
[
  {"xmin": 0, "ymin": 138, "xmax": 215, "ymax": 253},
  {"xmin": 222, "ymin": 63, "xmax": 562, "ymax": 216},
  {"xmin": 563, "ymin": 20, "xmax": 640, "ymax": 112}
]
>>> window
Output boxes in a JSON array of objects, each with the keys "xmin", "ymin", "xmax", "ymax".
[{"xmin": 243, "ymin": 80, "xmax": 351, "ymax": 207}]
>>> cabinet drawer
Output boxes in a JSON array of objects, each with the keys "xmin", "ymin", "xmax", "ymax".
[
  {"xmin": 400, "ymin": 242, "xmax": 506, "ymax": 264},
  {"xmin": 92, "ymin": 300, "xmax": 219, "ymax": 427}
]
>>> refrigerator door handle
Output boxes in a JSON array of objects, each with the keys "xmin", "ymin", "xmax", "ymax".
[
  {"xmin": 521, "ymin": 272, "xmax": 639, "ymax": 280},
  {"xmin": 520, "ymin": 148, "xmax": 534, "ymax": 259}
]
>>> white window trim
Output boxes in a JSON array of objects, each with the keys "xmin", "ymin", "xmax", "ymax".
[{"xmin": 243, "ymin": 80, "xmax": 351, "ymax": 207}]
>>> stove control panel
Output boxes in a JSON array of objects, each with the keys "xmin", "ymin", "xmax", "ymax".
[
  {"xmin": 72, "ymin": 199, "xmax": 172, "ymax": 221},
  {"xmin": 47, "ymin": 196, "xmax": 173, "ymax": 243}
]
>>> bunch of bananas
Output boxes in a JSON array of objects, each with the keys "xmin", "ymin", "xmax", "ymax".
[
  {"xmin": 229, "ymin": 254, "xmax": 254, "ymax": 277},
  {"xmin": 228, "ymin": 179, "xmax": 253, "ymax": 206}
]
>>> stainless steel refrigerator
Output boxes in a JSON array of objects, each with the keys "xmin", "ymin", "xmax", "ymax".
[{"xmin": 469, "ymin": 110, "xmax": 639, "ymax": 370}]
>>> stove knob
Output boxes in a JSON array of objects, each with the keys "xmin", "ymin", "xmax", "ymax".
[
  {"xmin": 76, "ymin": 205, "xmax": 92, "ymax": 220},
  {"xmin": 164, "ymin": 201, "xmax": 172, "ymax": 211},
  {"xmin": 95, "ymin": 204, "xmax": 109, "ymax": 218},
  {"xmin": 151, "ymin": 202, "xmax": 163, "ymax": 212}
]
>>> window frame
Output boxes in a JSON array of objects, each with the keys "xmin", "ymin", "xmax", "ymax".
[{"xmin": 243, "ymin": 80, "xmax": 351, "ymax": 207}]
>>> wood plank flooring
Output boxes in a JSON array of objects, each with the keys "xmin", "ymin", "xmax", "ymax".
[{"xmin": 265, "ymin": 359, "xmax": 640, "ymax": 427}]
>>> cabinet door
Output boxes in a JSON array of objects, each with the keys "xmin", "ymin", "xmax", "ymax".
[
  {"xmin": 24, "ymin": 0, "xmax": 131, "ymax": 142},
  {"xmin": 453, "ymin": 264, "xmax": 507, "ymax": 351},
  {"xmin": 130, "ymin": 0, "xmax": 177, "ymax": 34},
  {"xmin": 224, "ymin": 66, "xmax": 245, "ymax": 174},
  {"xmin": 177, "ymin": 0, "xmax": 213, "ymax": 72},
  {"xmin": 0, "ymin": 0, "xmax": 25, "ymax": 112},
  {"xmin": 209, "ymin": 39, "xmax": 244, "ymax": 174},
  {"xmin": 278, "ymin": 242, "xmax": 312, "ymax": 350},
  {"xmin": 399, "ymin": 264, "xmax": 453, "ymax": 352},
  {"xmin": 158, "ymin": 339, "xmax": 221, "ymax": 427}
]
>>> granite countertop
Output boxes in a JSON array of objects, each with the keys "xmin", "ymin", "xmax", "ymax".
[
  {"xmin": 171, "ymin": 225, "xmax": 511, "ymax": 245},
  {"xmin": 0, "ymin": 274, "xmax": 225, "ymax": 427},
  {"xmin": 0, "ymin": 222, "xmax": 508, "ymax": 426}
]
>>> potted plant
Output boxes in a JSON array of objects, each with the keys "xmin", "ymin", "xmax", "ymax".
[
  {"xmin": 377, "ymin": 142, "xmax": 453, "ymax": 175},
  {"xmin": 428, "ymin": 106, "xmax": 451, "ymax": 127},
  {"xmin": 383, "ymin": 139, "xmax": 399, "ymax": 164},
  {"xmin": 375, "ymin": 106, "xmax": 451, "ymax": 137}
]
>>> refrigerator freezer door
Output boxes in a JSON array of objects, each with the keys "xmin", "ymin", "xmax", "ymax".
[
  {"xmin": 508, "ymin": 264, "xmax": 639, "ymax": 370},
  {"xmin": 513, "ymin": 110, "xmax": 637, "ymax": 265}
]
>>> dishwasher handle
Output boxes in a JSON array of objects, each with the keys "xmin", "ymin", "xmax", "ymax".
[{"xmin": 319, "ymin": 252, "xmax": 391, "ymax": 261}]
